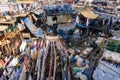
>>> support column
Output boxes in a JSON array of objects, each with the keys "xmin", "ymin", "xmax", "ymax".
[{"xmin": 86, "ymin": 18, "xmax": 89, "ymax": 26}]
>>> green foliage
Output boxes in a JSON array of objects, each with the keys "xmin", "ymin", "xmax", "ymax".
[
  {"xmin": 106, "ymin": 39, "xmax": 120, "ymax": 53},
  {"xmin": 100, "ymin": 41, "xmax": 104, "ymax": 49}
]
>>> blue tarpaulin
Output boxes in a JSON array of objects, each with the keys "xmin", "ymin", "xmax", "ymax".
[
  {"xmin": 57, "ymin": 29, "xmax": 67, "ymax": 36},
  {"xmin": 22, "ymin": 17, "xmax": 43, "ymax": 37},
  {"xmin": 76, "ymin": 23, "xmax": 88, "ymax": 28},
  {"xmin": 34, "ymin": 13, "xmax": 41, "ymax": 18},
  {"xmin": 44, "ymin": 4, "xmax": 75, "ymax": 15}
]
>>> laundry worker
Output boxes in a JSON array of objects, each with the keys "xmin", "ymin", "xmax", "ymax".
[
  {"xmin": 90, "ymin": 41, "xmax": 98, "ymax": 49},
  {"xmin": 68, "ymin": 28, "xmax": 75, "ymax": 35},
  {"xmin": 51, "ymin": 24, "xmax": 58, "ymax": 34}
]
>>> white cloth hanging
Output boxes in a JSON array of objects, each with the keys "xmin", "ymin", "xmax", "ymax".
[
  {"xmin": 75, "ymin": 15, "xmax": 79, "ymax": 25},
  {"xmin": 46, "ymin": 16, "xmax": 56, "ymax": 25},
  {"xmin": 20, "ymin": 40, "xmax": 27, "ymax": 52},
  {"xmin": 86, "ymin": 18, "xmax": 89, "ymax": 26},
  {"xmin": 17, "ymin": 23, "xmax": 25, "ymax": 31},
  {"xmin": 18, "ymin": 4, "xmax": 24, "ymax": 13},
  {"xmin": 19, "ymin": 65, "xmax": 26, "ymax": 80},
  {"xmin": 8, "ymin": 57, "xmax": 18, "ymax": 68}
]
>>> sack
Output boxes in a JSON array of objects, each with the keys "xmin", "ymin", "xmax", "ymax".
[{"xmin": 22, "ymin": 33, "xmax": 31, "ymax": 38}]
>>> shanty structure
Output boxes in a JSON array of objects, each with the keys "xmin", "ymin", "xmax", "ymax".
[
  {"xmin": 80, "ymin": 8, "xmax": 98, "ymax": 26},
  {"xmin": 80, "ymin": 9, "xmax": 98, "ymax": 19}
]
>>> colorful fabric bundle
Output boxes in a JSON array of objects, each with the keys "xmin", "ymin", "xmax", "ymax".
[
  {"xmin": 0, "ymin": 59, "xmax": 5, "ymax": 68},
  {"xmin": 24, "ymin": 55, "xmax": 30, "ymax": 71},
  {"xmin": 0, "ymin": 36, "xmax": 72, "ymax": 80}
]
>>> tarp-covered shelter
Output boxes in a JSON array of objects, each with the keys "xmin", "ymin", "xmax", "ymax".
[
  {"xmin": 81, "ymin": 9, "xmax": 98, "ymax": 19},
  {"xmin": 22, "ymin": 17, "xmax": 43, "ymax": 37}
]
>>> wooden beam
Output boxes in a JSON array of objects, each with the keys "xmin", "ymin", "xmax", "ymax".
[
  {"xmin": 13, "ymin": 5, "xmax": 42, "ymax": 18},
  {"xmin": 0, "ymin": 19, "xmax": 15, "ymax": 24},
  {"xmin": 16, "ymin": 0, "xmax": 38, "ymax": 3}
]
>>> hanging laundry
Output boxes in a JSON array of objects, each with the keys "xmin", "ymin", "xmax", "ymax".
[
  {"xmin": 75, "ymin": 15, "xmax": 79, "ymax": 25},
  {"xmin": 0, "ymin": 59, "xmax": 5, "ymax": 68},
  {"xmin": 20, "ymin": 40, "xmax": 27, "ymax": 52},
  {"xmin": 19, "ymin": 65, "xmax": 26, "ymax": 80},
  {"xmin": 24, "ymin": 55, "xmax": 30, "ymax": 71},
  {"xmin": 34, "ymin": 50, "xmax": 38, "ymax": 60},
  {"xmin": 18, "ymin": 4, "xmax": 24, "ymax": 13}
]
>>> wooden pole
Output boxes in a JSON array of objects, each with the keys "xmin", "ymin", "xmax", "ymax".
[
  {"xmin": 61, "ymin": 0, "xmax": 64, "ymax": 5},
  {"xmin": 86, "ymin": 18, "xmax": 89, "ymax": 26}
]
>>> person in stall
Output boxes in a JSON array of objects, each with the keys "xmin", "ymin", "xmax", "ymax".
[
  {"xmin": 46, "ymin": 16, "xmax": 58, "ymax": 35},
  {"xmin": 51, "ymin": 16, "xmax": 58, "ymax": 34},
  {"xmin": 68, "ymin": 28, "xmax": 75, "ymax": 35},
  {"xmin": 52, "ymin": 24, "xmax": 58, "ymax": 34},
  {"xmin": 90, "ymin": 41, "xmax": 98, "ymax": 50}
]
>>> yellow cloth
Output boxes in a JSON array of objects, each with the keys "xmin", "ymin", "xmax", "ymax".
[
  {"xmin": 34, "ymin": 51, "xmax": 38, "ymax": 60},
  {"xmin": 67, "ymin": 15, "xmax": 72, "ymax": 22},
  {"xmin": 64, "ymin": 15, "xmax": 72, "ymax": 22},
  {"xmin": 57, "ymin": 15, "xmax": 64, "ymax": 23},
  {"xmin": 63, "ymin": 15, "xmax": 68, "ymax": 22},
  {"xmin": 57, "ymin": 15, "xmax": 72, "ymax": 23},
  {"xmin": 17, "ymin": 63, "xmax": 21, "ymax": 67}
]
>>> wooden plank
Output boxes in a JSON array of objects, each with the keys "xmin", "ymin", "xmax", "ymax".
[
  {"xmin": 16, "ymin": 0, "xmax": 37, "ymax": 3},
  {"xmin": 0, "ymin": 25, "xmax": 8, "ymax": 31},
  {"xmin": 22, "ymin": 33, "xmax": 31, "ymax": 39},
  {"xmin": 13, "ymin": 6, "xmax": 42, "ymax": 18},
  {"xmin": 0, "ymin": 19, "xmax": 15, "ymax": 24},
  {"xmin": 13, "ymin": 12, "xmax": 31, "ymax": 18}
]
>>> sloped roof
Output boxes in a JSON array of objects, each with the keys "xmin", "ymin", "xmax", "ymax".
[{"xmin": 81, "ymin": 8, "xmax": 98, "ymax": 19}]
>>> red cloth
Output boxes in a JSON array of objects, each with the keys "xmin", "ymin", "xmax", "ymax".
[
  {"xmin": 24, "ymin": 56, "xmax": 30, "ymax": 71},
  {"xmin": 36, "ymin": 42, "xmax": 41, "ymax": 50},
  {"xmin": 66, "ymin": 0, "xmax": 75, "ymax": 3},
  {"xmin": 15, "ymin": 41, "xmax": 19, "ymax": 48},
  {"xmin": 26, "ymin": 4, "xmax": 30, "ymax": 7},
  {"xmin": 0, "ymin": 59, "xmax": 5, "ymax": 67}
]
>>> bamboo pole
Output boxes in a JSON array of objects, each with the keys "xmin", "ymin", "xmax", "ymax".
[{"xmin": 61, "ymin": 0, "xmax": 64, "ymax": 5}]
